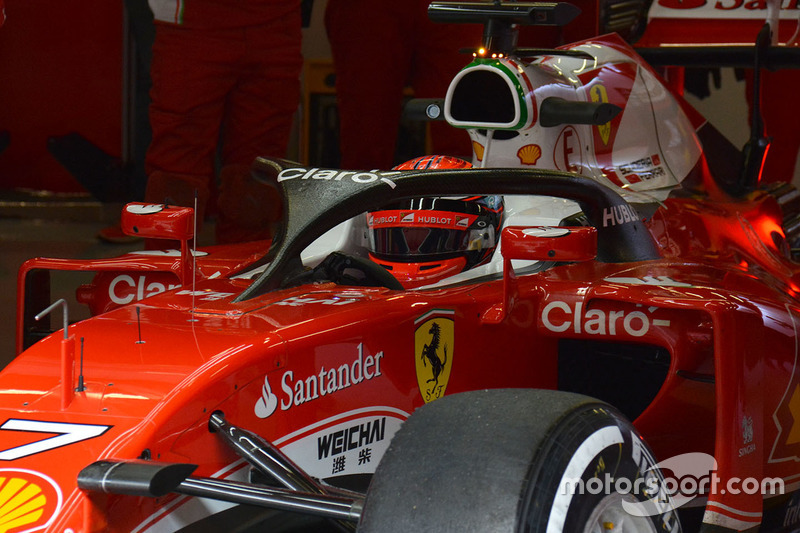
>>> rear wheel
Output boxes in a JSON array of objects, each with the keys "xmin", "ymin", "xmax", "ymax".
[{"xmin": 358, "ymin": 389, "xmax": 680, "ymax": 533}]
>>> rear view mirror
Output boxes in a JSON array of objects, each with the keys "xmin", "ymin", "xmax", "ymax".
[
  {"xmin": 120, "ymin": 203, "xmax": 195, "ymax": 241},
  {"xmin": 502, "ymin": 226, "xmax": 597, "ymax": 262},
  {"xmin": 482, "ymin": 226, "xmax": 596, "ymax": 325},
  {"xmin": 120, "ymin": 203, "xmax": 196, "ymax": 285}
]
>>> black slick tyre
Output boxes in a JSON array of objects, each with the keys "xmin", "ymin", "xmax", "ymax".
[{"xmin": 358, "ymin": 389, "xmax": 680, "ymax": 533}]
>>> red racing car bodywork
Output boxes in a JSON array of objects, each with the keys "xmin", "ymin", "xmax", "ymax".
[{"xmin": 3, "ymin": 2, "xmax": 800, "ymax": 532}]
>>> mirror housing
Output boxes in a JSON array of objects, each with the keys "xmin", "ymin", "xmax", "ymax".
[
  {"xmin": 121, "ymin": 203, "xmax": 195, "ymax": 241},
  {"xmin": 502, "ymin": 226, "xmax": 597, "ymax": 262},
  {"xmin": 121, "ymin": 203, "xmax": 196, "ymax": 285},
  {"xmin": 482, "ymin": 226, "xmax": 597, "ymax": 324}
]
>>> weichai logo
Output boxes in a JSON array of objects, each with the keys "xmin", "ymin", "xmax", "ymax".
[{"xmin": 0, "ymin": 469, "xmax": 62, "ymax": 533}]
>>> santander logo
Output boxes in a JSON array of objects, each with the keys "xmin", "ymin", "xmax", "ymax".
[
  {"xmin": 657, "ymin": 0, "xmax": 705, "ymax": 9},
  {"xmin": 653, "ymin": 0, "xmax": 800, "ymax": 17},
  {"xmin": 254, "ymin": 375, "xmax": 279, "ymax": 419}
]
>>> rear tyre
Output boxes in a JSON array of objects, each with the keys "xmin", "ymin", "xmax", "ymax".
[{"xmin": 358, "ymin": 389, "xmax": 680, "ymax": 533}]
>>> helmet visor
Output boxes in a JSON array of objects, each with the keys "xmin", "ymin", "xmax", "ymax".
[{"xmin": 367, "ymin": 209, "xmax": 496, "ymax": 261}]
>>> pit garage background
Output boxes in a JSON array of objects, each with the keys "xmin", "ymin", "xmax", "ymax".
[{"xmin": 0, "ymin": 0, "xmax": 760, "ymax": 369}]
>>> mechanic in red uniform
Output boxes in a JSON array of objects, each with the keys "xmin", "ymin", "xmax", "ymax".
[
  {"xmin": 324, "ymin": 0, "xmax": 481, "ymax": 170},
  {"xmin": 145, "ymin": 0, "xmax": 303, "ymax": 243}
]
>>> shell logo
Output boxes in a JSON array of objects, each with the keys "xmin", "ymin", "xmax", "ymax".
[
  {"xmin": 517, "ymin": 144, "xmax": 542, "ymax": 166},
  {"xmin": 0, "ymin": 469, "xmax": 62, "ymax": 533},
  {"xmin": 471, "ymin": 141, "xmax": 485, "ymax": 162}
]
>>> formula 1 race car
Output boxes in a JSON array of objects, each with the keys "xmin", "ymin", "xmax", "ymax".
[{"xmin": 4, "ymin": 2, "xmax": 800, "ymax": 532}]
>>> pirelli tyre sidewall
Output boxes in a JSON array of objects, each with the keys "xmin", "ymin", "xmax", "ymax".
[
  {"xmin": 523, "ymin": 403, "xmax": 681, "ymax": 533},
  {"xmin": 358, "ymin": 389, "xmax": 680, "ymax": 533}
]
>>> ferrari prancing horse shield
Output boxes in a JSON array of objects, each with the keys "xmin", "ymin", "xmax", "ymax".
[{"xmin": 415, "ymin": 314, "xmax": 454, "ymax": 403}]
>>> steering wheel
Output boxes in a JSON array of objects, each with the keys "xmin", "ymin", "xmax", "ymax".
[{"xmin": 285, "ymin": 252, "xmax": 404, "ymax": 291}]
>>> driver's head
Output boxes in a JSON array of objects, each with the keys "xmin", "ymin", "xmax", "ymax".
[{"xmin": 366, "ymin": 156, "xmax": 504, "ymax": 289}]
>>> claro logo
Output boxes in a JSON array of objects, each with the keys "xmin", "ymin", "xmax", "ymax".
[
  {"xmin": 541, "ymin": 301, "xmax": 671, "ymax": 337},
  {"xmin": 109, "ymin": 274, "xmax": 180, "ymax": 305},
  {"xmin": 277, "ymin": 167, "xmax": 400, "ymax": 189}
]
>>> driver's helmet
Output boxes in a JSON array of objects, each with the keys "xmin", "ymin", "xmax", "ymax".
[{"xmin": 366, "ymin": 155, "xmax": 504, "ymax": 289}]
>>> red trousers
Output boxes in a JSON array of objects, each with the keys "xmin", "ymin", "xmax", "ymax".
[
  {"xmin": 145, "ymin": 10, "xmax": 302, "ymax": 242},
  {"xmin": 325, "ymin": 0, "xmax": 481, "ymax": 170}
]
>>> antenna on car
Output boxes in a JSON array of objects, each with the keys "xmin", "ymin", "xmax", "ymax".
[
  {"xmin": 191, "ymin": 191, "xmax": 198, "ymax": 317},
  {"xmin": 76, "ymin": 337, "xmax": 86, "ymax": 392},
  {"xmin": 136, "ymin": 306, "xmax": 145, "ymax": 344}
]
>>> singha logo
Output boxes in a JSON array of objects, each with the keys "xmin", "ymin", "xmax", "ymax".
[
  {"xmin": 742, "ymin": 415, "xmax": 754, "ymax": 445},
  {"xmin": 414, "ymin": 313, "xmax": 455, "ymax": 403},
  {"xmin": 739, "ymin": 415, "xmax": 756, "ymax": 457}
]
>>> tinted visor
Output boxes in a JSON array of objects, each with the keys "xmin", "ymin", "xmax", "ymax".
[
  {"xmin": 367, "ymin": 206, "xmax": 496, "ymax": 262},
  {"xmin": 370, "ymin": 227, "xmax": 476, "ymax": 259}
]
